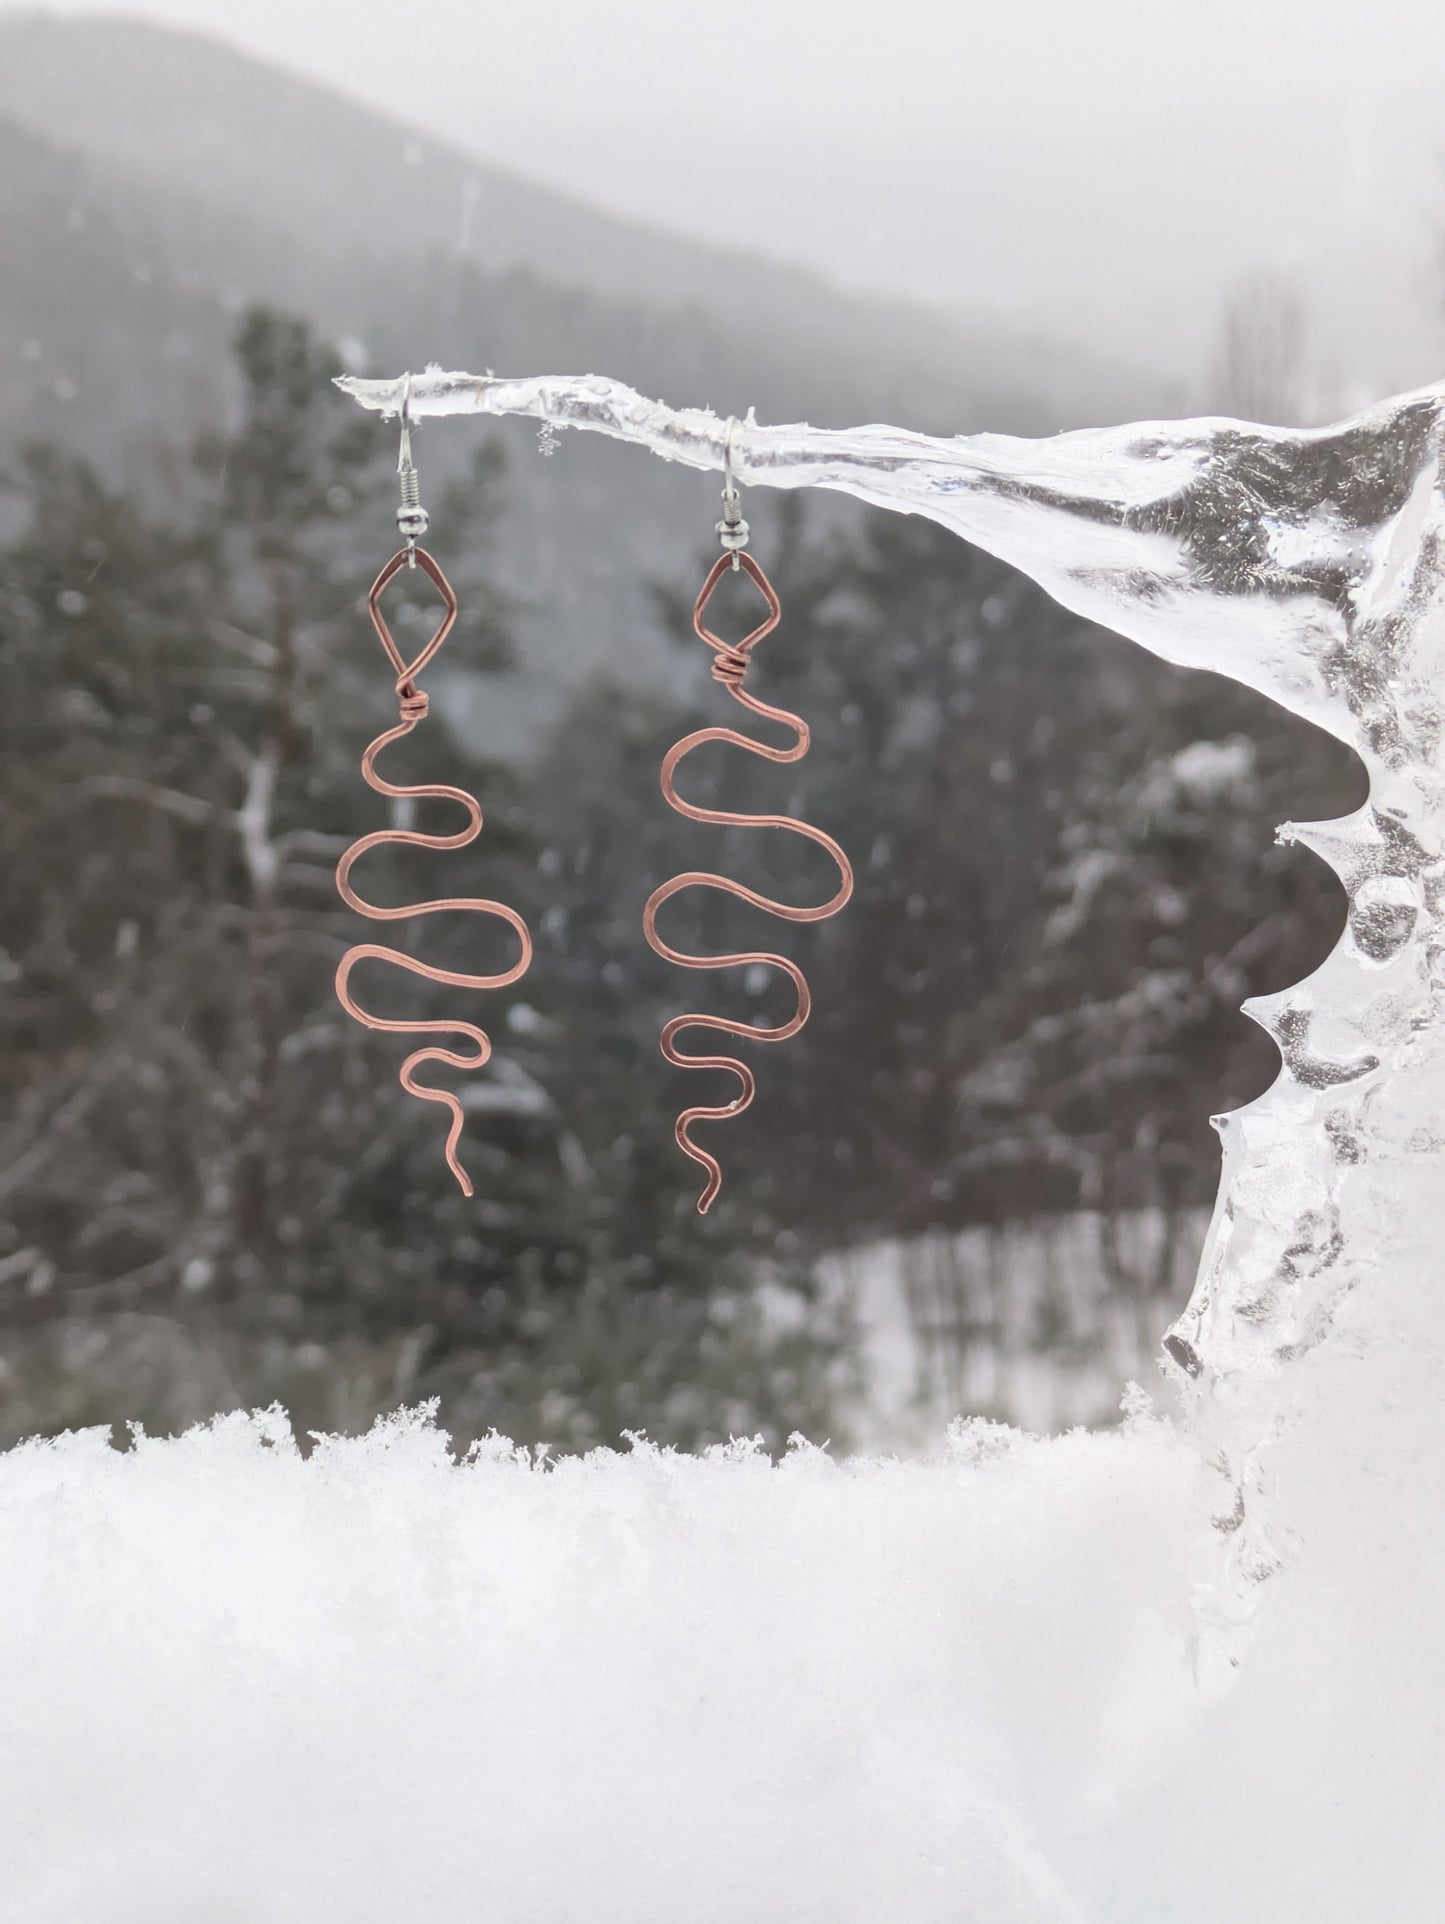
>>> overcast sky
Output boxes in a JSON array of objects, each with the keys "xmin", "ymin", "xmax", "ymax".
[
  {"xmin": 8, "ymin": 0, "xmax": 1445, "ymax": 398},
  {"xmin": 5, "ymin": 0, "xmax": 1428, "ymax": 136},
  {"xmin": 5, "ymin": 0, "xmax": 1439, "ymax": 135}
]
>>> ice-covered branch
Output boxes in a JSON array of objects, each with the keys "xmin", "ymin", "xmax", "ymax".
[
  {"xmin": 340, "ymin": 367, "xmax": 1443, "ymax": 746},
  {"xmin": 348, "ymin": 369, "xmax": 1248, "ymax": 675}
]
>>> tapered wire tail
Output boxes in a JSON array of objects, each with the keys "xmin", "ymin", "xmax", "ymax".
[
  {"xmin": 334, "ymin": 547, "xmax": 532, "ymax": 1195},
  {"xmin": 642, "ymin": 549, "xmax": 853, "ymax": 1212}
]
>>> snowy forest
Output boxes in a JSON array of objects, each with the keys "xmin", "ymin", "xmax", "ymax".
[{"xmin": 0, "ymin": 15, "xmax": 1368, "ymax": 1449}]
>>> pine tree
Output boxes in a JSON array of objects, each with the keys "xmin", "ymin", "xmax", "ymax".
[{"xmin": 0, "ymin": 307, "xmax": 844, "ymax": 1451}]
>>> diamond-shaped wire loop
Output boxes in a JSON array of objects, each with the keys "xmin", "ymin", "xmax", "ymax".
[
  {"xmin": 692, "ymin": 550, "xmax": 781, "ymax": 664},
  {"xmin": 367, "ymin": 547, "xmax": 459, "ymax": 710}
]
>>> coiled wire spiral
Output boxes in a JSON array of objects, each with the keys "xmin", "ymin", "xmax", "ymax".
[
  {"xmin": 643, "ymin": 550, "xmax": 854, "ymax": 1213},
  {"xmin": 335, "ymin": 548, "xmax": 532, "ymax": 1196}
]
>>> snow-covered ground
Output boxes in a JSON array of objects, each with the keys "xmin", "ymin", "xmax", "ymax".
[
  {"xmin": 0, "ymin": 1406, "xmax": 1192, "ymax": 1922},
  {"xmin": 2, "ymin": 1285, "xmax": 1441, "ymax": 1924}
]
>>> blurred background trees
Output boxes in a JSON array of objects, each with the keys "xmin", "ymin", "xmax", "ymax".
[
  {"xmin": 0, "ymin": 298, "xmax": 1360, "ymax": 1451},
  {"xmin": 0, "ymin": 306, "xmax": 846, "ymax": 1450}
]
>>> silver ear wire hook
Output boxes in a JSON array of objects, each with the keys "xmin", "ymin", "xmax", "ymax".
[
  {"xmin": 396, "ymin": 372, "xmax": 429, "ymax": 567},
  {"xmin": 716, "ymin": 416, "xmax": 749, "ymax": 570}
]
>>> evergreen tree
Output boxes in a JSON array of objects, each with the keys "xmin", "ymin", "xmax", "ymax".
[{"xmin": 0, "ymin": 307, "xmax": 842, "ymax": 1452}]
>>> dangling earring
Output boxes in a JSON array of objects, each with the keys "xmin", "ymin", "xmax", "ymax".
[
  {"xmin": 642, "ymin": 421, "xmax": 854, "ymax": 1213},
  {"xmin": 334, "ymin": 376, "xmax": 533, "ymax": 1196}
]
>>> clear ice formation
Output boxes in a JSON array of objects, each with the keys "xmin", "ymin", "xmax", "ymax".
[{"xmin": 340, "ymin": 367, "xmax": 1445, "ymax": 1623}]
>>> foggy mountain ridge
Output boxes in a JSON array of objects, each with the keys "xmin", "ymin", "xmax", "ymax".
[
  {"xmin": 0, "ymin": 106, "xmax": 324, "ymax": 461},
  {"xmin": 0, "ymin": 11, "xmax": 1148, "ymax": 431},
  {"xmin": 0, "ymin": 10, "xmax": 1159, "ymax": 742},
  {"xmin": 462, "ymin": 101, "xmax": 1445, "ymax": 408}
]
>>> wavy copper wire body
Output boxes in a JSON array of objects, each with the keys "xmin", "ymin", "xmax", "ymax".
[
  {"xmin": 642, "ymin": 551, "xmax": 853, "ymax": 1214},
  {"xmin": 335, "ymin": 548, "xmax": 532, "ymax": 1196}
]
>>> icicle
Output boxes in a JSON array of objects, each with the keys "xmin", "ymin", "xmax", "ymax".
[{"xmin": 339, "ymin": 366, "xmax": 1445, "ymax": 1652}]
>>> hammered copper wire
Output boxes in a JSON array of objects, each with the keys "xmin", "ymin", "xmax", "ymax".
[
  {"xmin": 335, "ymin": 547, "xmax": 532, "ymax": 1196},
  {"xmin": 642, "ymin": 550, "xmax": 854, "ymax": 1214}
]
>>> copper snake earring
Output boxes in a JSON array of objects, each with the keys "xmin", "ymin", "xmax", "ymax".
[
  {"xmin": 334, "ymin": 378, "xmax": 533, "ymax": 1196},
  {"xmin": 642, "ymin": 426, "xmax": 854, "ymax": 1213}
]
